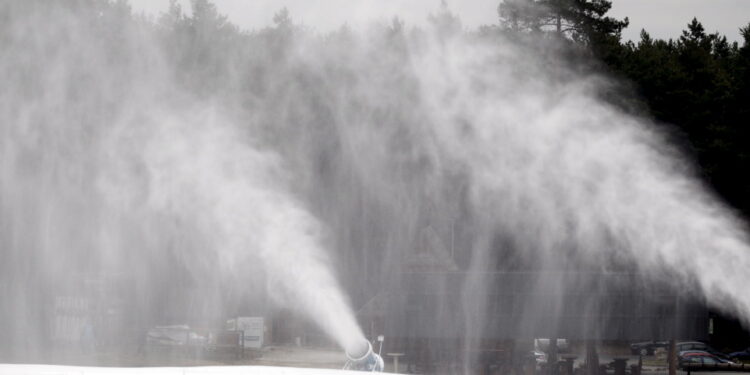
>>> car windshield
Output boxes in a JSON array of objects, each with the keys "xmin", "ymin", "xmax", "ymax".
[{"xmin": 702, "ymin": 357, "xmax": 720, "ymax": 364}]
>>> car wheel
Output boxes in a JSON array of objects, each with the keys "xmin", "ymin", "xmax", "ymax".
[{"xmin": 640, "ymin": 348, "xmax": 649, "ymax": 356}]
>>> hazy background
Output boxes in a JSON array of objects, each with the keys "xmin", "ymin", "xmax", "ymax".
[{"xmin": 2, "ymin": 0, "xmax": 749, "ymax": 369}]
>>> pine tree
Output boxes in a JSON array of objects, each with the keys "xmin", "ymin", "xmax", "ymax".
[{"xmin": 498, "ymin": 0, "xmax": 628, "ymax": 44}]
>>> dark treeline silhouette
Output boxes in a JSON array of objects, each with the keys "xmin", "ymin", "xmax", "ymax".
[{"xmin": 495, "ymin": 0, "xmax": 750, "ymax": 221}]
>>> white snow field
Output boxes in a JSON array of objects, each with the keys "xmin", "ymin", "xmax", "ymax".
[{"xmin": 0, "ymin": 365, "xmax": 390, "ymax": 375}]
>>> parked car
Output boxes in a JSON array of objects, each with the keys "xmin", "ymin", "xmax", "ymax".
[
  {"xmin": 676, "ymin": 341, "xmax": 732, "ymax": 361},
  {"xmin": 534, "ymin": 338, "xmax": 570, "ymax": 353},
  {"xmin": 678, "ymin": 350, "xmax": 737, "ymax": 367},
  {"xmin": 729, "ymin": 348, "xmax": 750, "ymax": 362},
  {"xmin": 146, "ymin": 325, "xmax": 206, "ymax": 347},
  {"xmin": 630, "ymin": 341, "xmax": 669, "ymax": 356},
  {"xmin": 677, "ymin": 341, "xmax": 708, "ymax": 352},
  {"xmin": 530, "ymin": 350, "xmax": 547, "ymax": 368}
]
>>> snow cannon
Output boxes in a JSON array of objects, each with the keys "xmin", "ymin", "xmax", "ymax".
[{"xmin": 344, "ymin": 340, "xmax": 384, "ymax": 372}]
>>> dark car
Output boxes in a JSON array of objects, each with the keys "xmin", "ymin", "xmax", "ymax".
[
  {"xmin": 679, "ymin": 350, "xmax": 737, "ymax": 367},
  {"xmin": 729, "ymin": 348, "xmax": 750, "ymax": 362},
  {"xmin": 677, "ymin": 341, "xmax": 732, "ymax": 361},
  {"xmin": 630, "ymin": 341, "xmax": 669, "ymax": 356}
]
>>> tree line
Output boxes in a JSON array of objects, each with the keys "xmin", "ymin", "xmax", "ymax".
[
  {"xmin": 154, "ymin": 0, "xmax": 750, "ymax": 220},
  {"xmin": 496, "ymin": 0, "xmax": 750, "ymax": 219}
]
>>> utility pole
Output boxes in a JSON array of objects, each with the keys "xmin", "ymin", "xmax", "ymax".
[
  {"xmin": 668, "ymin": 339, "xmax": 677, "ymax": 375},
  {"xmin": 586, "ymin": 340, "xmax": 599, "ymax": 375}
]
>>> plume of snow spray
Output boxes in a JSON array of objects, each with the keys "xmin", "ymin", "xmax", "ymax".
[{"xmin": 1, "ymin": 1, "xmax": 750, "ymax": 366}]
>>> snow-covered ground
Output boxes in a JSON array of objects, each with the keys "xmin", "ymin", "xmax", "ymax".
[{"xmin": 0, "ymin": 364, "xmax": 390, "ymax": 375}]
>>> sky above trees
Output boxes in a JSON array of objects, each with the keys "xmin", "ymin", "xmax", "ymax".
[{"xmin": 129, "ymin": 0, "xmax": 750, "ymax": 42}]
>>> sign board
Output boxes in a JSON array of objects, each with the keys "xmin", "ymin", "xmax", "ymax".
[{"xmin": 229, "ymin": 317, "xmax": 264, "ymax": 349}]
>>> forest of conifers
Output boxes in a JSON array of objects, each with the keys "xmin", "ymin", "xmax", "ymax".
[{"xmin": 497, "ymin": 0, "xmax": 750, "ymax": 220}]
